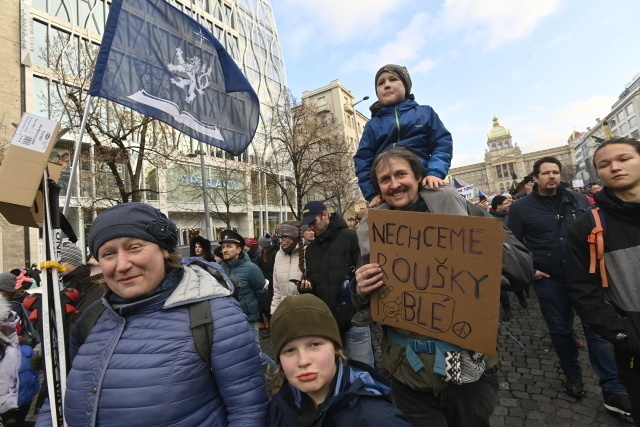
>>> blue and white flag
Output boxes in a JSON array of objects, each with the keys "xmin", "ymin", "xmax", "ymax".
[{"xmin": 88, "ymin": 0, "xmax": 259, "ymax": 156}]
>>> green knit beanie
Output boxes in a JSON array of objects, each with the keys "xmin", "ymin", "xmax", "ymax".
[
  {"xmin": 375, "ymin": 64, "xmax": 412, "ymax": 96},
  {"xmin": 270, "ymin": 294, "xmax": 342, "ymax": 361}
]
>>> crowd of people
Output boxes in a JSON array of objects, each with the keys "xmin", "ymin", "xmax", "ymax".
[{"xmin": 0, "ymin": 62, "xmax": 638, "ymax": 426}]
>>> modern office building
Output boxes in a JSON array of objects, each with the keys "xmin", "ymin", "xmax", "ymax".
[{"xmin": 0, "ymin": 0, "xmax": 289, "ymax": 269}]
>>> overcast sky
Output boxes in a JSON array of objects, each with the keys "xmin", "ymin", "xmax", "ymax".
[{"xmin": 270, "ymin": 0, "xmax": 640, "ymax": 167}]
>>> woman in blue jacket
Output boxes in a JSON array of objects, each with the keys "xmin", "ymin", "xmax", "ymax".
[
  {"xmin": 36, "ymin": 203, "xmax": 268, "ymax": 427},
  {"xmin": 268, "ymin": 294, "xmax": 411, "ymax": 426}
]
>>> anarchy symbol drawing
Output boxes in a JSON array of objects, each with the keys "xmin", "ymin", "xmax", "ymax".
[{"xmin": 452, "ymin": 321, "xmax": 472, "ymax": 338}]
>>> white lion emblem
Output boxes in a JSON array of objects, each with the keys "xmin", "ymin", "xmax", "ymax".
[{"xmin": 168, "ymin": 48, "xmax": 212, "ymax": 103}]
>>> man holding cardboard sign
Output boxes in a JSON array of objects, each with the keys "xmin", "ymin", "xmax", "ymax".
[{"xmin": 354, "ymin": 147, "xmax": 532, "ymax": 426}]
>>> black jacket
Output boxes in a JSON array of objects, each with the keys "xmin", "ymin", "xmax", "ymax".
[
  {"xmin": 304, "ymin": 214, "xmax": 359, "ymax": 323},
  {"xmin": 189, "ymin": 235, "xmax": 213, "ymax": 261},
  {"xmin": 567, "ymin": 187, "xmax": 640, "ymax": 354},
  {"xmin": 508, "ymin": 188, "xmax": 588, "ymax": 279}
]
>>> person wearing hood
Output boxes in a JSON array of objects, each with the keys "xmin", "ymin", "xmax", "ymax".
[
  {"xmin": 189, "ymin": 235, "xmax": 213, "ymax": 261},
  {"xmin": 268, "ymin": 294, "xmax": 411, "ymax": 426},
  {"xmin": 353, "ymin": 64, "xmax": 464, "ymax": 213},
  {"xmin": 271, "ymin": 223, "xmax": 304, "ymax": 314},
  {"xmin": 36, "ymin": 203, "xmax": 268, "ymax": 426},
  {"xmin": 567, "ymin": 137, "xmax": 640, "ymax": 422},
  {"xmin": 298, "ymin": 202, "xmax": 374, "ymax": 366}
]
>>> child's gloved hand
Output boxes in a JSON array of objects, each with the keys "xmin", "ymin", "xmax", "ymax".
[{"xmin": 422, "ymin": 175, "xmax": 446, "ymax": 189}]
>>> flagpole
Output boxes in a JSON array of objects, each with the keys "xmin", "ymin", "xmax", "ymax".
[{"xmin": 63, "ymin": 95, "xmax": 94, "ymax": 215}]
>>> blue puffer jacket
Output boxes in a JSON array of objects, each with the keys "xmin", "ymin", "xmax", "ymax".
[
  {"xmin": 268, "ymin": 359, "xmax": 411, "ymax": 426},
  {"xmin": 18, "ymin": 345, "xmax": 40, "ymax": 407},
  {"xmin": 354, "ymin": 98, "xmax": 452, "ymax": 202},
  {"xmin": 221, "ymin": 252, "xmax": 265, "ymax": 322},
  {"xmin": 508, "ymin": 187, "xmax": 588, "ymax": 279},
  {"xmin": 36, "ymin": 259, "xmax": 268, "ymax": 427}
]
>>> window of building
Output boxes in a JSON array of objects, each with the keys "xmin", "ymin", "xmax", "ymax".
[
  {"xmin": 317, "ymin": 96, "xmax": 326, "ymax": 106},
  {"xmin": 629, "ymin": 116, "xmax": 636, "ymax": 128},
  {"xmin": 620, "ymin": 122, "xmax": 628, "ymax": 133},
  {"xmin": 626, "ymin": 104, "xmax": 634, "ymax": 115},
  {"xmin": 631, "ymin": 130, "xmax": 639, "ymax": 139},
  {"xmin": 618, "ymin": 111, "xmax": 626, "ymax": 122}
]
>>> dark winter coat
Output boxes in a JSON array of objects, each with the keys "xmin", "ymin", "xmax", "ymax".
[
  {"xmin": 508, "ymin": 188, "xmax": 588, "ymax": 279},
  {"xmin": 268, "ymin": 359, "xmax": 411, "ymax": 426},
  {"xmin": 304, "ymin": 214, "xmax": 359, "ymax": 330},
  {"xmin": 354, "ymin": 97, "xmax": 452, "ymax": 202},
  {"xmin": 36, "ymin": 260, "xmax": 268, "ymax": 426},
  {"xmin": 190, "ymin": 235, "xmax": 213, "ymax": 261},
  {"xmin": 221, "ymin": 252, "xmax": 266, "ymax": 322},
  {"xmin": 567, "ymin": 187, "xmax": 640, "ymax": 354}
]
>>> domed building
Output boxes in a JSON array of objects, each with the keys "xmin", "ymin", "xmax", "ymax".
[{"xmin": 448, "ymin": 117, "xmax": 579, "ymax": 196}]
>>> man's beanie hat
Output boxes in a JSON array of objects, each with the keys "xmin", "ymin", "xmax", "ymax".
[
  {"xmin": 219, "ymin": 229, "xmax": 245, "ymax": 248},
  {"xmin": 375, "ymin": 64, "xmax": 412, "ymax": 95},
  {"xmin": 270, "ymin": 294, "xmax": 342, "ymax": 361},
  {"xmin": 88, "ymin": 202, "xmax": 178, "ymax": 259},
  {"xmin": 300, "ymin": 201, "xmax": 327, "ymax": 226},
  {"xmin": 60, "ymin": 243, "xmax": 83, "ymax": 267},
  {"xmin": 245, "ymin": 238, "xmax": 258, "ymax": 248},
  {"xmin": 0, "ymin": 273, "xmax": 17, "ymax": 293}
]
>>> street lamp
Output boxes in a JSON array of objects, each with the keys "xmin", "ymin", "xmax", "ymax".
[
  {"xmin": 187, "ymin": 140, "xmax": 212, "ymax": 240},
  {"xmin": 352, "ymin": 96, "xmax": 370, "ymax": 107}
]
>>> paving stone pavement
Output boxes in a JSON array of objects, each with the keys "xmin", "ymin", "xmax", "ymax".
[{"xmin": 260, "ymin": 292, "xmax": 635, "ymax": 426}]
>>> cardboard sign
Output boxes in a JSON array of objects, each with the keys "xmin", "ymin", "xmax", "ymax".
[
  {"xmin": 0, "ymin": 113, "xmax": 62, "ymax": 227},
  {"xmin": 368, "ymin": 209, "xmax": 506, "ymax": 356}
]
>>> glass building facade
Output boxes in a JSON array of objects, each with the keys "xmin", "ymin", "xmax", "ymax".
[{"xmin": 23, "ymin": 0, "xmax": 290, "ymax": 249}]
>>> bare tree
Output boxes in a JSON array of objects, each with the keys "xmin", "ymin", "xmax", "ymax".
[
  {"xmin": 315, "ymin": 152, "xmax": 361, "ymax": 217},
  {"xmin": 40, "ymin": 32, "xmax": 183, "ymax": 205},
  {"xmin": 259, "ymin": 90, "xmax": 350, "ymax": 218}
]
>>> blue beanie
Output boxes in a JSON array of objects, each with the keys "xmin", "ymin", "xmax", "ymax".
[{"xmin": 88, "ymin": 203, "xmax": 178, "ymax": 259}]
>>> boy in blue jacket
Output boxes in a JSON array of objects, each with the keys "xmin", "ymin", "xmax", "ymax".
[{"xmin": 354, "ymin": 64, "xmax": 462, "ymax": 209}]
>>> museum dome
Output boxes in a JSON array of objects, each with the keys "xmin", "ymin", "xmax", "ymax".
[{"xmin": 488, "ymin": 116, "xmax": 510, "ymax": 139}]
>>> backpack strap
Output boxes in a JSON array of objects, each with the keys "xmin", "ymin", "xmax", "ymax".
[
  {"xmin": 76, "ymin": 300, "xmax": 213, "ymax": 365},
  {"xmin": 587, "ymin": 207, "xmax": 608, "ymax": 287},
  {"xmin": 77, "ymin": 302, "xmax": 107, "ymax": 346},
  {"xmin": 189, "ymin": 300, "xmax": 213, "ymax": 365}
]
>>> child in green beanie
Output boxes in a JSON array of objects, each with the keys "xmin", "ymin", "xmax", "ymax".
[{"xmin": 268, "ymin": 294, "xmax": 411, "ymax": 426}]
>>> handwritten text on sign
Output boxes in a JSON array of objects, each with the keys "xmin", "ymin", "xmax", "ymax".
[{"xmin": 368, "ymin": 209, "xmax": 505, "ymax": 356}]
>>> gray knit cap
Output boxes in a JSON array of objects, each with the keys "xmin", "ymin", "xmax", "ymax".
[
  {"xmin": 60, "ymin": 243, "xmax": 83, "ymax": 266},
  {"xmin": 0, "ymin": 273, "xmax": 17, "ymax": 292},
  {"xmin": 276, "ymin": 224, "xmax": 299, "ymax": 240},
  {"xmin": 88, "ymin": 203, "xmax": 178, "ymax": 260}
]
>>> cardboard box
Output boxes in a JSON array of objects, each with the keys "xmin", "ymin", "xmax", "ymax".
[{"xmin": 0, "ymin": 113, "xmax": 62, "ymax": 227}]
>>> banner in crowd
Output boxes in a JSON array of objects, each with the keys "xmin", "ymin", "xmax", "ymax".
[
  {"xmin": 88, "ymin": 0, "xmax": 259, "ymax": 156},
  {"xmin": 368, "ymin": 209, "xmax": 505, "ymax": 356}
]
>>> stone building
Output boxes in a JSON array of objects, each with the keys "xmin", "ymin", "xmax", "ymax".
[
  {"xmin": 301, "ymin": 80, "xmax": 369, "ymax": 222},
  {"xmin": 449, "ymin": 117, "xmax": 577, "ymax": 196}
]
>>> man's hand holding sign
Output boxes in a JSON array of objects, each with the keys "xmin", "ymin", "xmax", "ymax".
[{"xmin": 356, "ymin": 209, "xmax": 505, "ymax": 356}]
